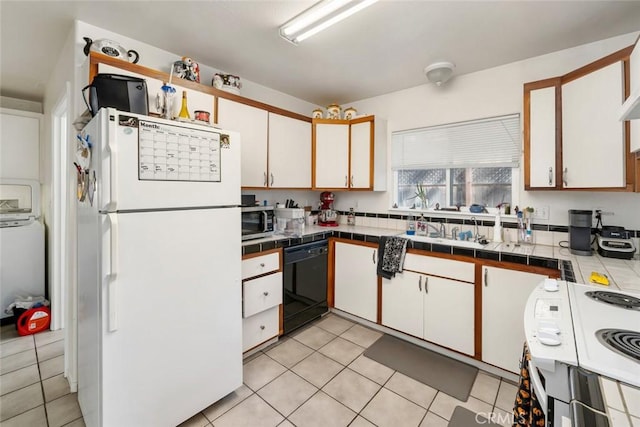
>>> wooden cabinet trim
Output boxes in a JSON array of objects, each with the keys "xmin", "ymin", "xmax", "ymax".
[
  {"xmin": 561, "ymin": 45, "xmax": 633, "ymax": 85},
  {"xmin": 89, "ymin": 52, "xmax": 311, "ymax": 123}
]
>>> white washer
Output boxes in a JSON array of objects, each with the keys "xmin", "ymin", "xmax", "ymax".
[{"xmin": 0, "ymin": 179, "xmax": 44, "ymax": 319}]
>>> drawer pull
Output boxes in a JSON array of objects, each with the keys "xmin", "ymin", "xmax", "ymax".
[
  {"xmin": 263, "ymin": 291, "xmax": 269, "ymax": 296},
  {"xmin": 260, "ymin": 325, "xmax": 265, "ymax": 330},
  {"xmin": 260, "ymin": 263, "xmax": 265, "ymax": 267}
]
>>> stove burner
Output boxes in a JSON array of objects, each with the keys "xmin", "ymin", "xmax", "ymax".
[
  {"xmin": 585, "ymin": 291, "xmax": 640, "ymax": 310},
  {"xmin": 596, "ymin": 329, "xmax": 640, "ymax": 362}
]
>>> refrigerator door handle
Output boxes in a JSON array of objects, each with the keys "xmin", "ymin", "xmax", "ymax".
[
  {"xmin": 106, "ymin": 213, "xmax": 119, "ymax": 332},
  {"xmin": 106, "ymin": 136, "xmax": 118, "ymax": 211},
  {"xmin": 108, "ymin": 277, "xmax": 118, "ymax": 332},
  {"xmin": 106, "ymin": 213, "xmax": 119, "ymax": 277}
]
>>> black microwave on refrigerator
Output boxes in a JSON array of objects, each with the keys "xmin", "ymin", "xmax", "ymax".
[{"xmin": 241, "ymin": 206, "xmax": 275, "ymax": 241}]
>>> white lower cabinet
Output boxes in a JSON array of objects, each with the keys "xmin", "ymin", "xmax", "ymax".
[
  {"xmin": 243, "ymin": 272, "xmax": 283, "ymax": 318},
  {"xmin": 242, "ymin": 250, "xmax": 282, "ymax": 352},
  {"xmin": 382, "ymin": 254, "xmax": 475, "ymax": 356},
  {"xmin": 243, "ymin": 306, "xmax": 279, "ymax": 352},
  {"xmin": 423, "ymin": 276, "xmax": 474, "ymax": 356},
  {"xmin": 481, "ymin": 265, "xmax": 548, "ymax": 373},
  {"xmin": 333, "ymin": 241, "xmax": 378, "ymax": 322}
]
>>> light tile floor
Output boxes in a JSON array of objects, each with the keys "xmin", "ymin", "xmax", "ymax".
[
  {"xmin": 0, "ymin": 324, "xmax": 83, "ymax": 427},
  {"xmin": 1, "ymin": 313, "xmax": 518, "ymax": 427}
]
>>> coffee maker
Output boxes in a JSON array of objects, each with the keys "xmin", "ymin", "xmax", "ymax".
[
  {"xmin": 318, "ymin": 192, "xmax": 339, "ymax": 226},
  {"xmin": 568, "ymin": 209, "xmax": 593, "ymax": 256}
]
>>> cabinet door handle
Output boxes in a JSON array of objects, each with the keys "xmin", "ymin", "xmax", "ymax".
[
  {"xmin": 372, "ymin": 250, "xmax": 376, "ymax": 264},
  {"xmin": 418, "ymin": 276, "xmax": 422, "ymax": 291},
  {"xmin": 345, "ymin": 175, "xmax": 348, "ymax": 187},
  {"xmin": 425, "ymin": 276, "xmax": 428, "ymax": 294},
  {"xmin": 548, "ymin": 167, "xmax": 553, "ymax": 186},
  {"xmin": 350, "ymin": 175, "xmax": 354, "ymax": 187},
  {"xmin": 270, "ymin": 173, "xmax": 274, "ymax": 186},
  {"xmin": 263, "ymin": 291, "xmax": 269, "ymax": 296},
  {"xmin": 263, "ymin": 172, "xmax": 267, "ymax": 186},
  {"xmin": 484, "ymin": 268, "xmax": 488, "ymax": 287},
  {"xmin": 563, "ymin": 167, "xmax": 568, "ymax": 186},
  {"xmin": 260, "ymin": 325, "xmax": 265, "ymax": 330}
]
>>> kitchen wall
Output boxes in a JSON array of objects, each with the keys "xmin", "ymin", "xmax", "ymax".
[{"xmin": 333, "ymin": 32, "xmax": 640, "ymax": 230}]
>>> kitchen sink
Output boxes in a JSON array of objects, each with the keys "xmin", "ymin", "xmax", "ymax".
[{"xmin": 400, "ymin": 234, "xmax": 486, "ymax": 250}]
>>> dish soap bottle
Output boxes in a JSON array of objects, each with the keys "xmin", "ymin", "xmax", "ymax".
[
  {"xmin": 406, "ymin": 215, "xmax": 416, "ymax": 235},
  {"xmin": 347, "ymin": 208, "xmax": 355, "ymax": 226},
  {"xmin": 178, "ymin": 90, "xmax": 190, "ymax": 119},
  {"xmin": 493, "ymin": 212, "xmax": 503, "ymax": 243}
]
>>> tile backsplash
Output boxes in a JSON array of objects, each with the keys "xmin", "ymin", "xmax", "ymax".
[{"xmin": 336, "ymin": 210, "xmax": 639, "ymax": 249}]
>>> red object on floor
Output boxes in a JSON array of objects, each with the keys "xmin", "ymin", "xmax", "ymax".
[{"xmin": 16, "ymin": 306, "xmax": 51, "ymax": 336}]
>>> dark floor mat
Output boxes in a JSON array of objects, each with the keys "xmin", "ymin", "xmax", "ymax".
[
  {"xmin": 363, "ymin": 334, "xmax": 478, "ymax": 401},
  {"xmin": 447, "ymin": 406, "xmax": 503, "ymax": 427}
]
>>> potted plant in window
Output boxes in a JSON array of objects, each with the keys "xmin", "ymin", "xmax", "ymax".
[{"xmin": 413, "ymin": 183, "xmax": 429, "ymax": 209}]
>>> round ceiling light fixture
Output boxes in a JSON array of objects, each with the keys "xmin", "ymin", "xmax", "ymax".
[{"xmin": 424, "ymin": 61, "xmax": 455, "ymax": 86}]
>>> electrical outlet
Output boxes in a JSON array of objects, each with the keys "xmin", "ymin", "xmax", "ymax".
[{"xmin": 532, "ymin": 205, "xmax": 549, "ymax": 220}]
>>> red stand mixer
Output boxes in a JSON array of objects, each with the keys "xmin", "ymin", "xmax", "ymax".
[{"xmin": 318, "ymin": 191, "xmax": 339, "ymax": 226}]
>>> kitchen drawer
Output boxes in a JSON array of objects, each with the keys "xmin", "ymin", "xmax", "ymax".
[
  {"xmin": 242, "ymin": 252, "xmax": 280, "ymax": 280},
  {"xmin": 403, "ymin": 253, "xmax": 474, "ymax": 283},
  {"xmin": 243, "ymin": 272, "xmax": 283, "ymax": 318},
  {"xmin": 243, "ymin": 305, "xmax": 279, "ymax": 352}
]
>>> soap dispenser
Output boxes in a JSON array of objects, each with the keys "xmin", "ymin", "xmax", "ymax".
[{"xmin": 493, "ymin": 212, "xmax": 503, "ymax": 243}]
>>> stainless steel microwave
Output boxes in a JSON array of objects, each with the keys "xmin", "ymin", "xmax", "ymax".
[{"xmin": 241, "ymin": 206, "xmax": 275, "ymax": 241}]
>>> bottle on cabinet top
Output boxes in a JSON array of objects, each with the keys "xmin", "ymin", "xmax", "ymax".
[{"xmin": 178, "ymin": 90, "xmax": 190, "ymax": 119}]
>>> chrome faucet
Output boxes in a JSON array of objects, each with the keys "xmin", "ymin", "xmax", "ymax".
[
  {"xmin": 425, "ymin": 223, "xmax": 446, "ymax": 238},
  {"xmin": 470, "ymin": 216, "xmax": 484, "ymax": 242}
]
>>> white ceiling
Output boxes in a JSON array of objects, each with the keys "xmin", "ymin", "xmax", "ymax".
[{"xmin": 1, "ymin": 1, "xmax": 640, "ymax": 106}]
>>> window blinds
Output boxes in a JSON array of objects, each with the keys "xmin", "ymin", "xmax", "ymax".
[{"xmin": 392, "ymin": 114, "xmax": 521, "ymax": 170}]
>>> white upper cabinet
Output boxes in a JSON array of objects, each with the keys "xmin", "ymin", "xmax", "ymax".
[
  {"xmin": 267, "ymin": 113, "xmax": 311, "ymax": 188},
  {"xmin": 562, "ymin": 62, "xmax": 625, "ymax": 188},
  {"xmin": 313, "ymin": 116, "xmax": 386, "ymax": 191},
  {"xmin": 314, "ymin": 122, "xmax": 350, "ymax": 189},
  {"xmin": 524, "ymin": 47, "xmax": 632, "ymax": 191},
  {"xmin": 217, "ymin": 98, "xmax": 269, "ymax": 188},
  {"xmin": 0, "ymin": 110, "xmax": 41, "ymax": 180},
  {"xmin": 350, "ymin": 121, "xmax": 372, "ymax": 189},
  {"xmin": 526, "ymin": 85, "xmax": 558, "ymax": 188}
]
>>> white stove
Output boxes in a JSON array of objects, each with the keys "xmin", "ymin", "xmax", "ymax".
[
  {"xmin": 568, "ymin": 284, "xmax": 640, "ymax": 387},
  {"xmin": 524, "ymin": 279, "xmax": 640, "ymax": 426}
]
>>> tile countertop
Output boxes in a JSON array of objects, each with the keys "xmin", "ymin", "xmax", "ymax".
[{"xmin": 242, "ymin": 225, "xmax": 640, "ymax": 293}]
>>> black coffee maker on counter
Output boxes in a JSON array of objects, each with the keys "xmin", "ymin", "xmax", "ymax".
[{"xmin": 568, "ymin": 210, "xmax": 593, "ymax": 256}]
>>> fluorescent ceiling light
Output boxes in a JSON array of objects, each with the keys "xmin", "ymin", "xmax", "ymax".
[{"xmin": 280, "ymin": 0, "xmax": 378, "ymax": 44}]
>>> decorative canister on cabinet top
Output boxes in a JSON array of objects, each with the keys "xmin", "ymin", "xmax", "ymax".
[
  {"xmin": 326, "ymin": 103, "xmax": 342, "ymax": 119},
  {"xmin": 173, "ymin": 57, "xmax": 200, "ymax": 83},
  {"xmin": 212, "ymin": 73, "xmax": 242, "ymax": 95},
  {"xmin": 312, "ymin": 108, "xmax": 324, "ymax": 119},
  {"xmin": 343, "ymin": 107, "xmax": 357, "ymax": 120}
]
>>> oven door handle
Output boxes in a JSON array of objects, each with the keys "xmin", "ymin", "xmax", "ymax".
[{"xmin": 528, "ymin": 359, "xmax": 548, "ymax": 416}]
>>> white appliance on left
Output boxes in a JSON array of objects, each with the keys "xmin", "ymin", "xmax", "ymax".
[
  {"xmin": 77, "ymin": 108, "xmax": 242, "ymax": 427},
  {"xmin": 0, "ymin": 179, "xmax": 44, "ymax": 319}
]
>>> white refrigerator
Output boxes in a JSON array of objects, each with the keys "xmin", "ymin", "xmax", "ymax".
[{"xmin": 77, "ymin": 108, "xmax": 242, "ymax": 427}]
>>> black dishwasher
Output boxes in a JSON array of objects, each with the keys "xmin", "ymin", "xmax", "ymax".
[{"xmin": 283, "ymin": 240, "xmax": 328, "ymax": 334}]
